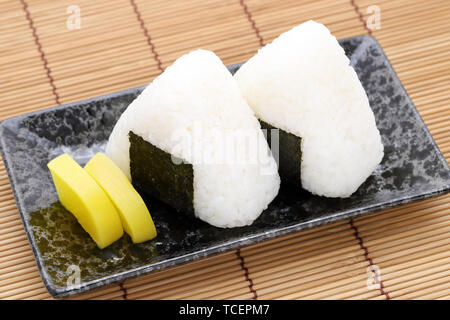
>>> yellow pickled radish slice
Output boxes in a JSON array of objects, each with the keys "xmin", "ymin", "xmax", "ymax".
[
  {"xmin": 84, "ymin": 153, "xmax": 157, "ymax": 243},
  {"xmin": 47, "ymin": 154, "xmax": 123, "ymax": 249}
]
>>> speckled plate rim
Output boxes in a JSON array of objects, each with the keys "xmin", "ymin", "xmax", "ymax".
[{"xmin": 0, "ymin": 35, "xmax": 449, "ymax": 298}]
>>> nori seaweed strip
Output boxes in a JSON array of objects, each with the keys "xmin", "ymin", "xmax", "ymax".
[
  {"xmin": 129, "ymin": 131, "xmax": 194, "ymax": 214},
  {"xmin": 259, "ymin": 120, "xmax": 302, "ymax": 189}
]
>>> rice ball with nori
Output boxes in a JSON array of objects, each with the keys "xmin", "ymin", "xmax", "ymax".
[
  {"xmin": 234, "ymin": 20, "xmax": 384, "ymax": 198},
  {"xmin": 106, "ymin": 49, "xmax": 280, "ymax": 228}
]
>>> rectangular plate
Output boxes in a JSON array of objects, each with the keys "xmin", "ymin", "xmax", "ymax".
[{"xmin": 0, "ymin": 36, "xmax": 449, "ymax": 298}]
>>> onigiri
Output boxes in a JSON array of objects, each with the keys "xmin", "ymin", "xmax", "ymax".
[
  {"xmin": 106, "ymin": 49, "xmax": 280, "ymax": 228},
  {"xmin": 234, "ymin": 20, "xmax": 384, "ymax": 197}
]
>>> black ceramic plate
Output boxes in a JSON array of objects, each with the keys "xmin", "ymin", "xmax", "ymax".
[{"xmin": 0, "ymin": 36, "xmax": 449, "ymax": 298}]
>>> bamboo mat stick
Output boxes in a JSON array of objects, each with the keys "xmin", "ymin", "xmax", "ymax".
[
  {"xmin": 126, "ymin": 274, "xmax": 247, "ymax": 300},
  {"xmin": 178, "ymin": 283, "xmax": 252, "ymax": 300},
  {"xmin": 403, "ymin": 67, "xmax": 450, "ymax": 87},
  {"xmin": 251, "ymin": 248, "xmax": 365, "ymax": 279},
  {"xmin": 371, "ymin": 238, "xmax": 449, "ymax": 264},
  {"xmin": 24, "ymin": 292, "xmax": 51, "ymax": 300},
  {"xmin": 241, "ymin": 220, "xmax": 350, "ymax": 252},
  {"xmin": 340, "ymin": 290, "xmax": 382, "ymax": 300},
  {"xmin": 0, "ymin": 273, "xmax": 44, "ymax": 293},
  {"xmin": 0, "ymin": 210, "xmax": 23, "ymax": 222},
  {"xmin": 381, "ymin": 252, "xmax": 450, "ymax": 276},
  {"xmin": 244, "ymin": 0, "xmax": 350, "ymax": 14},
  {"xmin": 372, "ymin": 245, "xmax": 450, "ymax": 272},
  {"xmin": 415, "ymin": 288, "xmax": 450, "ymax": 300},
  {"xmin": 225, "ymin": 292, "xmax": 257, "ymax": 300},
  {"xmin": 253, "ymin": 259, "xmax": 369, "ymax": 293},
  {"xmin": 387, "ymin": 37, "xmax": 449, "ymax": 58},
  {"xmin": 0, "ymin": 218, "xmax": 22, "ymax": 230},
  {"xmin": 389, "ymin": 274, "xmax": 450, "ymax": 299},
  {"xmin": 209, "ymin": 290, "xmax": 255, "ymax": 301},
  {"xmin": 0, "ymin": 199, "xmax": 23, "ymax": 209},
  {"xmin": 367, "ymin": 231, "xmax": 449, "ymax": 257},
  {"xmin": 372, "ymin": 8, "xmax": 448, "ymax": 33},
  {"xmin": 318, "ymin": 286, "xmax": 381, "ymax": 300},
  {"xmin": 0, "ymin": 260, "xmax": 37, "ymax": 276},
  {"xmin": 243, "ymin": 237, "xmax": 359, "ymax": 271},
  {"xmin": 426, "ymin": 114, "xmax": 450, "ymax": 126},
  {"xmin": 386, "ymin": 42, "xmax": 448, "ymax": 63},
  {"xmin": 123, "ymin": 252, "xmax": 237, "ymax": 284},
  {"xmin": 82, "ymin": 289, "xmax": 125, "ymax": 300},
  {"xmin": 263, "ymin": 270, "xmax": 369, "ymax": 300},
  {"xmin": 383, "ymin": 262, "xmax": 450, "ymax": 289},
  {"xmin": 68, "ymin": 285, "xmax": 125, "ymax": 300},
  {"xmin": 245, "ymin": 2, "xmax": 364, "ymax": 24},
  {"xmin": 0, "ymin": 280, "xmax": 47, "ymax": 299},
  {"xmin": 393, "ymin": 51, "xmax": 449, "ymax": 72},
  {"xmin": 247, "ymin": 242, "xmax": 361, "ymax": 274},
  {"xmin": 417, "ymin": 104, "xmax": 450, "ymax": 117},
  {"xmin": 0, "ymin": 204, "xmax": 21, "ymax": 214},
  {"xmin": 0, "ymin": 230, "xmax": 27, "ymax": 243},
  {"xmin": 244, "ymin": 234, "xmax": 357, "ymax": 263},
  {"xmin": 0, "ymin": 270, "xmax": 41, "ymax": 288},
  {"xmin": 401, "ymin": 73, "xmax": 450, "ymax": 92},
  {"xmin": 136, "ymin": 274, "xmax": 248, "ymax": 300},
  {"xmin": 0, "ymin": 264, "xmax": 41, "ymax": 282},
  {"xmin": 245, "ymin": 9, "xmax": 364, "ymax": 33},
  {"xmin": 0, "ymin": 224, "xmax": 30, "ymax": 236},
  {"xmin": 0, "ymin": 250, "xmax": 36, "ymax": 266},
  {"xmin": 362, "ymin": 219, "xmax": 450, "ymax": 247},
  {"xmin": 356, "ymin": 209, "xmax": 450, "ymax": 239},
  {"xmin": 124, "ymin": 264, "xmax": 243, "ymax": 297},
  {"xmin": 242, "ymin": 226, "xmax": 353, "ymax": 257},
  {"xmin": 0, "ymin": 211, "xmax": 22, "ymax": 221},
  {"xmin": 1, "ymin": 286, "xmax": 50, "ymax": 300},
  {"xmin": 29, "ymin": 10, "xmax": 256, "ymax": 45},
  {"xmin": 354, "ymin": 195, "xmax": 450, "ymax": 222},
  {"xmin": 30, "ymin": 11, "xmax": 256, "ymax": 45}
]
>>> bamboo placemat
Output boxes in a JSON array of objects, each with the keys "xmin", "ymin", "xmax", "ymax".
[{"xmin": 0, "ymin": 0, "xmax": 449, "ymax": 300}]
